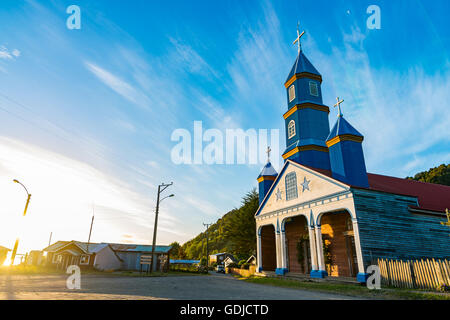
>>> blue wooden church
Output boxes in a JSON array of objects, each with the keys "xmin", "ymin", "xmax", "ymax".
[{"xmin": 255, "ymin": 27, "xmax": 450, "ymax": 283}]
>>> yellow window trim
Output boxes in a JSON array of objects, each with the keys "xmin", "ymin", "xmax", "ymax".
[
  {"xmin": 257, "ymin": 176, "xmax": 277, "ymax": 183},
  {"xmin": 282, "ymin": 145, "xmax": 329, "ymax": 159},
  {"xmin": 326, "ymin": 134, "xmax": 364, "ymax": 148},
  {"xmin": 283, "ymin": 103, "xmax": 330, "ymax": 119},
  {"xmin": 284, "ymin": 72, "xmax": 323, "ymax": 88}
]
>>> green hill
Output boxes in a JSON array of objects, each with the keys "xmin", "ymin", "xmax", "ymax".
[{"xmin": 181, "ymin": 189, "xmax": 258, "ymax": 261}]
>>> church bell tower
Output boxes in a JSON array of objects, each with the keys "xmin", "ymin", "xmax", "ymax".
[{"xmin": 282, "ymin": 25, "xmax": 331, "ymax": 171}]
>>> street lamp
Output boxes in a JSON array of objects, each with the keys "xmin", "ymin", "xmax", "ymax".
[
  {"xmin": 149, "ymin": 182, "xmax": 174, "ymax": 273},
  {"xmin": 10, "ymin": 179, "xmax": 32, "ymax": 266}
]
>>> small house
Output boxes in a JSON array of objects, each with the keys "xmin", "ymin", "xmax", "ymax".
[
  {"xmin": 223, "ymin": 256, "xmax": 238, "ymax": 268},
  {"xmin": 209, "ymin": 253, "xmax": 235, "ymax": 265},
  {"xmin": 44, "ymin": 241, "xmax": 122, "ymax": 271}
]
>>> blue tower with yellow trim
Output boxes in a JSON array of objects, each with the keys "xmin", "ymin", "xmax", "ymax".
[
  {"xmin": 282, "ymin": 48, "xmax": 331, "ymax": 170},
  {"xmin": 326, "ymin": 112, "xmax": 369, "ymax": 188},
  {"xmin": 257, "ymin": 161, "xmax": 278, "ymax": 204}
]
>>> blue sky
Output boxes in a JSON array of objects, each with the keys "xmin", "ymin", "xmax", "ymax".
[{"xmin": 0, "ymin": 0, "xmax": 449, "ymax": 253}]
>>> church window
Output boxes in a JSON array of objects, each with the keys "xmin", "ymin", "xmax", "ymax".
[
  {"xmin": 309, "ymin": 81, "xmax": 319, "ymax": 97},
  {"xmin": 288, "ymin": 120, "xmax": 296, "ymax": 139},
  {"xmin": 288, "ymin": 85, "xmax": 295, "ymax": 102},
  {"xmin": 285, "ymin": 172, "xmax": 298, "ymax": 201}
]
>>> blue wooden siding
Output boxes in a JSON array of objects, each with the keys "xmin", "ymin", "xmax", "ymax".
[{"xmin": 353, "ymin": 188, "xmax": 450, "ymax": 268}]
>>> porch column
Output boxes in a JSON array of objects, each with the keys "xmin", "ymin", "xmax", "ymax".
[
  {"xmin": 256, "ymin": 227, "xmax": 262, "ymax": 272},
  {"xmin": 352, "ymin": 218, "xmax": 368, "ymax": 283},
  {"xmin": 311, "ymin": 225, "xmax": 328, "ymax": 278},
  {"xmin": 275, "ymin": 231, "xmax": 282, "ymax": 274},
  {"xmin": 279, "ymin": 229, "xmax": 288, "ymax": 273},
  {"xmin": 308, "ymin": 226, "xmax": 318, "ymax": 272}
]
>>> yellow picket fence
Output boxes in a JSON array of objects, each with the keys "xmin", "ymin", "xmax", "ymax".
[{"xmin": 377, "ymin": 258, "xmax": 450, "ymax": 290}]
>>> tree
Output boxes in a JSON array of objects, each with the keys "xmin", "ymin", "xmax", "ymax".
[
  {"xmin": 407, "ymin": 164, "xmax": 450, "ymax": 186},
  {"xmin": 222, "ymin": 189, "xmax": 259, "ymax": 258},
  {"xmin": 169, "ymin": 241, "xmax": 181, "ymax": 259}
]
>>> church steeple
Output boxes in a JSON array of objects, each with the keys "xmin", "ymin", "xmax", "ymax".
[
  {"xmin": 282, "ymin": 24, "xmax": 331, "ymax": 170},
  {"xmin": 257, "ymin": 147, "xmax": 278, "ymax": 204},
  {"xmin": 326, "ymin": 98, "xmax": 369, "ymax": 188}
]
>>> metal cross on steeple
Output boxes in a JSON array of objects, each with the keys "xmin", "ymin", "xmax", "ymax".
[
  {"xmin": 266, "ymin": 146, "xmax": 272, "ymax": 163},
  {"xmin": 293, "ymin": 21, "xmax": 305, "ymax": 54},
  {"xmin": 334, "ymin": 97, "xmax": 344, "ymax": 117}
]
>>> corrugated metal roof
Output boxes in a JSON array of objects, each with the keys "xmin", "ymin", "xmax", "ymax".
[
  {"xmin": 109, "ymin": 243, "xmax": 172, "ymax": 253},
  {"xmin": 170, "ymin": 259, "xmax": 200, "ymax": 264}
]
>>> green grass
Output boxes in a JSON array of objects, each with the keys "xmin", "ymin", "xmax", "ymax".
[
  {"xmin": 0, "ymin": 266, "xmax": 205, "ymax": 277},
  {"xmin": 241, "ymin": 276, "xmax": 450, "ymax": 300}
]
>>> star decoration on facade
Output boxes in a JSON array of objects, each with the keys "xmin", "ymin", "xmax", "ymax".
[
  {"xmin": 301, "ymin": 177, "xmax": 311, "ymax": 192},
  {"xmin": 275, "ymin": 188, "xmax": 283, "ymax": 201}
]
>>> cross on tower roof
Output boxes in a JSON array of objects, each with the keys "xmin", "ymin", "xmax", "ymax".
[
  {"xmin": 293, "ymin": 21, "xmax": 305, "ymax": 54},
  {"xmin": 266, "ymin": 146, "xmax": 271, "ymax": 163},
  {"xmin": 334, "ymin": 97, "xmax": 344, "ymax": 117}
]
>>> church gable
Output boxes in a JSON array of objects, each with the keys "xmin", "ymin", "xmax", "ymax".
[{"xmin": 257, "ymin": 161, "xmax": 350, "ymax": 216}]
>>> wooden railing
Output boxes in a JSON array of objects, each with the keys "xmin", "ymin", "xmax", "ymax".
[{"xmin": 376, "ymin": 258, "xmax": 450, "ymax": 290}]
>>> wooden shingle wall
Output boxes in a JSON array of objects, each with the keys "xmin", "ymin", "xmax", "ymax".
[{"xmin": 353, "ymin": 188, "xmax": 450, "ymax": 268}]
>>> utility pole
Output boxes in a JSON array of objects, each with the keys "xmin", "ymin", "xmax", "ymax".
[
  {"xmin": 11, "ymin": 179, "xmax": 31, "ymax": 266},
  {"xmin": 203, "ymin": 223, "xmax": 212, "ymax": 269},
  {"xmin": 87, "ymin": 206, "xmax": 95, "ymax": 253},
  {"xmin": 150, "ymin": 182, "xmax": 174, "ymax": 273},
  {"xmin": 48, "ymin": 232, "xmax": 53, "ymax": 246}
]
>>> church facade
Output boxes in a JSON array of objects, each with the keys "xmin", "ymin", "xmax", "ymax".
[{"xmin": 255, "ymin": 31, "xmax": 450, "ymax": 283}]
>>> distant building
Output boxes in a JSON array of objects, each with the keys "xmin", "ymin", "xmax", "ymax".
[
  {"xmin": 43, "ymin": 241, "xmax": 172, "ymax": 272},
  {"xmin": 223, "ymin": 256, "xmax": 238, "ymax": 268},
  {"xmin": 170, "ymin": 259, "xmax": 200, "ymax": 267},
  {"xmin": 0, "ymin": 245, "xmax": 11, "ymax": 265},
  {"xmin": 108, "ymin": 243, "xmax": 172, "ymax": 272},
  {"xmin": 246, "ymin": 255, "xmax": 257, "ymax": 265},
  {"xmin": 44, "ymin": 241, "xmax": 122, "ymax": 271},
  {"xmin": 209, "ymin": 253, "xmax": 235, "ymax": 265}
]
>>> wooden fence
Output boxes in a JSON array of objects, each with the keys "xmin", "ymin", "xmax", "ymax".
[
  {"xmin": 376, "ymin": 258, "xmax": 450, "ymax": 290},
  {"xmin": 227, "ymin": 265, "xmax": 257, "ymax": 278}
]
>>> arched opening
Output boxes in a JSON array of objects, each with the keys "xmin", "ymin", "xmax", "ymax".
[
  {"xmin": 285, "ymin": 215, "xmax": 311, "ymax": 274},
  {"xmin": 320, "ymin": 211, "xmax": 358, "ymax": 277},
  {"xmin": 260, "ymin": 225, "xmax": 276, "ymax": 271}
]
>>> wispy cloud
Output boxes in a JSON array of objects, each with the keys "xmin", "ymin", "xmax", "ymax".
[{"xmin": 85, "ymin": 61, "xmax": 151, "ymax": 109}]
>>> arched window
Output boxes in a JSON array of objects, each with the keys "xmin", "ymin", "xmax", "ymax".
[
  {"xmin": 288, "ymin": 84, "xmax": 295, "ymax": 102},
  {"xmin": 288, "ymin": 120, "xmax": 296, "ymax": 139},
  {"xmin": 285, "ymin": 172, "xmax": 298, "ymax": 201}
]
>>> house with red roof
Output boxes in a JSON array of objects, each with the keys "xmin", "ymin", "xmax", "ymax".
[{"xmin": 254, "ymin": 31, "xmax": 450, "ymax": 283}]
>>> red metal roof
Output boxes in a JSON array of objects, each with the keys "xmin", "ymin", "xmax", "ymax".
[
  {"xmin": 301, "ymin": 163, "xmax": 450, "ymax": 213},
  {"xmin": 366, "ymin": 173, "xmax": 450, "ymax": 213}
]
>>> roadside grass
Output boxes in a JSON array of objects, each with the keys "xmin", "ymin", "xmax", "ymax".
[
  {"xmin": 0, "ymin": 266, "xmax": 205, "ymax": 277},
  {"xmin": 240, "ymin": 276, "xmax": 450, "ymax": 300}
]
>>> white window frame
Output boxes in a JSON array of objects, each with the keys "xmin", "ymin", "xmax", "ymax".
[
  {"xmin": 285, "ymin": 172, "xmax": 298, "ymax": 201},
  {"xmin": 288, "ymin": 84, "xmax": 296, "ymax": 102},
  {"xmin": 309, "ymin": 81, "xmax": 319, "ymax": 97},
  {"xmin": 52, "ymin": 254, "xmax": 62, "ymax": 264},
  {"xmin": 80, "ymin": 255, "xmax": 90, "ymax": 265},
  {"xmin": 288, "ymin": 120, "xmax": 296, "ymax": 139}
]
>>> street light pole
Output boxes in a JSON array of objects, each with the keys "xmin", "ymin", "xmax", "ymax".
[
  {"xmin": 149, "ymin": 182, "xmax": 174, "ymax": 273},
  {"xmin": 11, "ymin": 179, "xmax": 31, "ymax": 266}
]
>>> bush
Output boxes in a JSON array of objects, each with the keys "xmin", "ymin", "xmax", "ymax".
[
  {"xmin": 227, "ymin": 263, "xmax": 239, "ymax": 269},
  {"xmin": 238, "ymin": 259, "xmax": 246, "ymax": 267}
]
